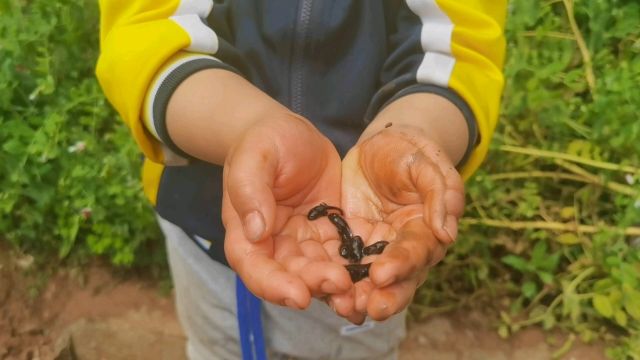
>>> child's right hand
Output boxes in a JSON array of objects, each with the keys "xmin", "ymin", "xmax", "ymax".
[
  {"xmin": 165, "ymin": 70, "xmax": 355, "ymax": 310},
  {"xmin": 221, "ymin": 113, "xmax": 354, "ymax": 310}
]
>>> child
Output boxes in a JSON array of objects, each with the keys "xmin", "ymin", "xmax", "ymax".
[{"xmin": 96, "ymin": 1, "xmax": 506, "ymax": 358}]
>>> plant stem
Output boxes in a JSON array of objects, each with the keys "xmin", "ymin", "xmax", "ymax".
[
  {"xmin": 497, "ymin": 145, "xmax": 640, "ymax": 174},
  {"xmin": 562, "ymin": 0, "xmax": 596, "ymax": 95},
  {"xmin": 461, "ymin": 218, "xmax": 640, "ymax": 236},
  {"xmin": 488, "ymin": 171, "xmax": 585, "ymax": 182},
  {"xmin": 519, "ymin": 31, "xmax": 575, "ymax": 40},
  {"xmin": 552, "ymin": 334, "xmax": 576, "ymax": 359},
  {"xmin": 513, "ymin": 294, "xmax": 564, "ymax": 327},
  {"xmin": 554, "ymin": 159, "xmax": 638, "ymax": 196}
]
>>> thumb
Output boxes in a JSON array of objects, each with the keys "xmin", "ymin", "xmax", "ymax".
[{"xmin": 224, "ymin": 141, "xmax": 278, "ymax": 242}]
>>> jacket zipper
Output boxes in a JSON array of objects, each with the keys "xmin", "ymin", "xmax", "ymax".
[{"xmin": 290, "ymin": 0, "xmax": 313, "ymax": 115}]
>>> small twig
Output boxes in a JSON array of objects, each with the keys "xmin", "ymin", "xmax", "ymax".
[
  {"xmin": 467, "ymin": 193, "xmax": 490, "ymax": 220},
  {"xmin": 539, "ymin": 202, "xmax": 554, "ymax": 223},
  {"xmin": 512, "ymin": 294, "xmax": 564, "ymax": 327},
  {"xmin": 497, "ymin": 145, "xmax": 640, "ymax": 174},
  {"xmin": 554, "ymin": 159, "xmax": 638, "ymax": 196},
  {"xmin": 487, "ymin": 171, "xmax": 585, "ymax": 182},
  {"xmin": 552, "ymin": 334, "xmax": 576, "ymax": 359},
  {"xmin": 511, "ymin": 269, "xmax": 594, "ymax": 331},
  {"xmin": 519, "ymin": 31, "xmax": 575, "ymax": 40},
  {"xmin": 554, "ymin": 159, "xmax": 598, "ymax": 180},
  {"xmin": 562, "ymin": 0, "xmax": 596, "ymax": 94},
  {"xmin": 566, "ymin": 267, "xmax": 596, "ymax": 294},
  {"xmin": 461, "ymin": 218, "xmax": 640, "ymax": 236},
  {"xmin": 524, "ymin": 286, "xmax": 552, "ymax": 313}
]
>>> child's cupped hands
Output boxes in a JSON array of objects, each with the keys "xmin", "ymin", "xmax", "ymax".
[{"xmin": 222, "ymin": 115, "xmax": 464, "ymax": 324}]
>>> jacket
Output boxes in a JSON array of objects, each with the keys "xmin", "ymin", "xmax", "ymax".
[{"xmin": 96, "ymin": 0, "xmax": 507, "ymax": 264}]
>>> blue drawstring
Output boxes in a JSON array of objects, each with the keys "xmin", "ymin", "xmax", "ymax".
[{"xmin": 236, "ymin": 275, "xmax": 267, "ymax": 360}]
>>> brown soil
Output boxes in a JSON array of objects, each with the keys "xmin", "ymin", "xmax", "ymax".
[{"xmin": 0, "ymin": 242, "xmax": 607, "ymax": 360}]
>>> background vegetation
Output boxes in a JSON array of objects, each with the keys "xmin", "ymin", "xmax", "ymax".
[{"xmin": 1, "ymin": 0, "xmax": 638, "ymax": 358}]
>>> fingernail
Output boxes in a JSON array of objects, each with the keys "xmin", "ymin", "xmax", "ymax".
[
  {"xmin": 321, "ymin": 280, "xmax": 339, "ymax": 294},
  {"xmin": 443, "ymin": 215, "xmax": 458, "ymax": 244},
  {"xmin": 243, "ymin": 211, "xmax": 265, "ymax": 242},
  {"xmin": 443, "ymin": 226, "xmax": 455, "ymax": 244},
  {"xmin": 284, "ymin": 298, "xmax": 299, "ymax": 309},
  {"xmin": 327, "ymin": 298, "xmax": 337, "ymax": 312}
]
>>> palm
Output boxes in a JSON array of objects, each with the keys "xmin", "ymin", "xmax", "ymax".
[{"xmin": 334, "ymin": 128, "xmax": 465, "ymax": 321}]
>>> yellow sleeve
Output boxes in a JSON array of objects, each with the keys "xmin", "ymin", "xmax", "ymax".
[
  {"xmin": 369, "ymin": 1, "xmax": 506, "ymax": 180},
  {"xmin": 96, "ymin": 0, "xmax": 218, "ymax": 163},
  {"xmin": 434, "ymin": 1, "xmax": 507, "ymax": 179}
]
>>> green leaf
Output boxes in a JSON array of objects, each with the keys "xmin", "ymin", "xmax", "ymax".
[
  {"xmin": 522, "ymin": 281, "xmax": 538, "ymax": 299},
  {"xmin": 555, "ymin": 233, "xmax": 581, "ymax": 245},
  {"xmin": 543, "ymin": 314, "xmax": 556, "ymax": 330},
  {"xmin": 2, "ymin": 138, "xmax": 24, "ymax": 155},
  {"xmin": 593, "ymin": 294, "xmax": 614, "ymax": 318},
  {"xmin": 623, "ymin": 293, "xmax": 640, "ymax": 321},
  {"xmin": 501, "ymin": 255, "xmax": 530, "ymax": 272},
  {"xmin": 531, "ymin": 241, "xmax": 548, "ymax": 265},
  {"xmin": 58, "ymin": 215, "xmax": 80, "ymax": 259},
  {"xmin": 614, "ymin": 309, "xmax": 628, "ymax": 327},
  {"xmin": 559, "ymin": 207, "xmax": 575, "ymax": 220},
  {"xmin": 538, "ymin": 271, "xmax": 554, "ymax": 285},
  {"xmin": 538, "ymin": 252, "xmax": 561, "ymax": 272},
  {"xmin": 498, "ymin": 324, "xmax": 510, "ymax": 339}
]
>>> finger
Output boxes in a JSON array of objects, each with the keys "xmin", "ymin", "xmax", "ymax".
[
  {"xmin": 441, "ymin": 166, "xmax": 465, "ymax": 243},
  {"xmin": 439, "ymin": 185, "xmax": 464, "ymax": 244},
  {"xmin": 327, "ymin": 288, "xmax": 357, "ymax": 318},
  {"xmin": 345, "ymin": 311, "xmax": 367, "ymax": 325},
  {"xmin": 426, "ymin": 150, "xmax": 465, "ymax": 242},
  {"xmin": 369, "ymin": 219, "xmax": 445, "ymax": 287},
  {"xmin": 366, "ymin": 275, "xmax": 422, "ymax": 321},
  {"xmin": 273, "ymin": 233, "xmax": 353, "ymax": 296},
  {"xmin": 370, "ymin": 240, "xmax": 445, "ymax": 288},
  {"xmin": 279, "ymin": 255, "xmax": 352, "ymax": 297},
  {"xmin": 354, "ymin": 279, "xmax": 374, "ymax": 314},
  {"xmin": 443, "ymin": 214, "xmax": 459, "ymax": 244},
  {"xmin": 223, "ymin": 213, "xmax": 310, "ymax": 309},
  {"xmin": 231, "ymin": 248, "xmax": 311, "ymax": 309},
  {"xmin": 224, "ymin": 139, "xmax": 278, "ymax": 242},
  {"xmin": 443, "ymin": 170, "xmax": 465, "ymax": 219},
  {"xmin": 411, "ymin": 153, "xmax": 450, "ymax": 243}
]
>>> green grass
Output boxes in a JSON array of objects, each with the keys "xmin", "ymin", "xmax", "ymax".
[
  {"xmin": 1, "ymin": 0, "xmax": 638, "ymax": 357},
  {"xmin": 414, "ymin": 1, "xmax": 640, "ymax": 357}
]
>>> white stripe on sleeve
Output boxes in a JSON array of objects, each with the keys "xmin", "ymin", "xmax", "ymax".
[
  {"xmin": 405, "ymin": 0, "xmax": 455, "ymax": 87},
  {"xmin": 416, "ymin": 52, "xmax": 455, "ymax": 86},
  {"xmin": 174, "ymin": 0, "xmax": 214, "ymax": 18},
  {"xmin": 170, "ymin": 14, "xmax": 219, "ymax": 54}
]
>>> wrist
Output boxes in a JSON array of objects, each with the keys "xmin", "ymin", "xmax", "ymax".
[
  {"xmin": 165, "ymin": 68, "xmax": 292, "ymax": 164},
  {"xmin": 360, "ymin": 93, "xmax": 469, "ymax": 165}
]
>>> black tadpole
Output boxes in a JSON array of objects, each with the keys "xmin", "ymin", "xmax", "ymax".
[
  {"xmin": 345, "ymin": 263, "xmax": 372, "ymax": 283},
  {"xmin": 307, "ymin": 203, "xmax": 390, "ymax": 283},
  {"xmin": 307, "ymin": 202, "xmax": 344, "ymax": 220},
  {"xmin": 328, "ymin": 213, "xmax": 352, "ymax": 236},
  {"xmin": 362, "ymin": 240, "xmax": 389, "ymax": 256}
]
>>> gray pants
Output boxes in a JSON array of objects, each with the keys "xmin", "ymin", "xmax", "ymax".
[{"xmin": 158, "ymin": 216, "xmax": 406, "ymax": 360}]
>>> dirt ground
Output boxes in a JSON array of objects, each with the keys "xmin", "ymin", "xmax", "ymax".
[{"xmin": 0, "ymin": 244, "xmax": 608, "ymax": 360}]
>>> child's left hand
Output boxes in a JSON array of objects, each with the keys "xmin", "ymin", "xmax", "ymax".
[{"xmin": 328, "ymin": 126, "xmax": 465, "ymax": 323}]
